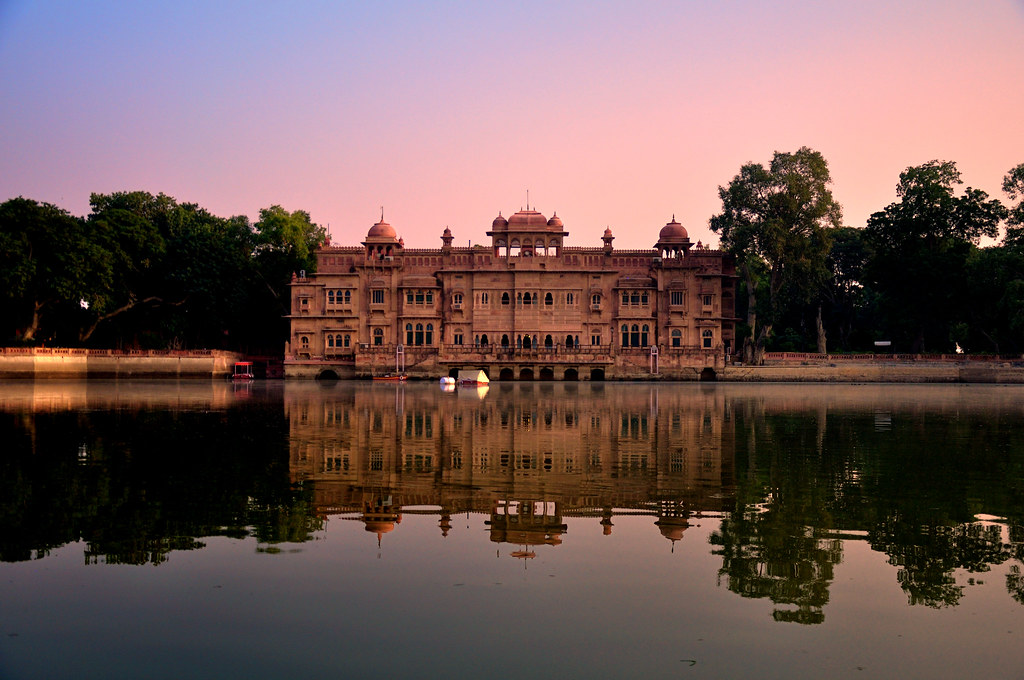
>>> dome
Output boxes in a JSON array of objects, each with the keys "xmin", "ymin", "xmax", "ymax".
[
  {"xmin": 655, "ymin": 518, "xmax": 689, "ymax": 542},
  {"xmin": 492, "ymin": 213, "xmax": 508, "ymax": 230},
  {"xmin": 442, "ymin": 227, "xmax": 452, "ymax": 237},
  {"xmin": 507, "ymin": 209, "xmax": 548, "ymax": 228},
  {"xmin": 658, "ymin": 215, "xmax": 688, "ymax": 241},
  {"xmin": 367, "ymin": 219, "xmax": 397, "ymax": 240},
  {"xmin": 603, "ymin": 227, "xmax": 613, "ymax": 237},
  {"xmin": 547, "ymin": 212, "xmax": 563, "ymax": 228}
]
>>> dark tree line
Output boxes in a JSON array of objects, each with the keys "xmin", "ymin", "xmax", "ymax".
[
  {"xmin": 712, "ymin": 152, "xmax": 1024, "ymax": 359},
  {"xmin": 2, "ymin": 158, "xmax": 1022, "ymax": 356},
  {"xmin": 0, "ymin": 191, "xmax": 323, "ymax": 352}
]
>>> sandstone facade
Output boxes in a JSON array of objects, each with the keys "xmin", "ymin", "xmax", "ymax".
[{"xmin": 286, "ymin": 208, "xmax": 737, "ymax": 380}]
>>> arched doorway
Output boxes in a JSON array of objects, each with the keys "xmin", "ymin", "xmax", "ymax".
[
  {"xmin": 539, "ymin": 367, "xmax": 555, "ymax": 381},
  {"xmin": 544, "ymin": 335, "xmax": 553, "ymax": 348},
  {"xmin": 590, "ymin": 368, "xmax": 605, "ymax": 381},
  {"xmin": 499, "ymin": 367, "xmax": 514, "ymax": 381},
  {"xmin": 523, "ymin": 336, "xmax": 533, "ymax": 349},
  {"xmin": 700, "ymin": 367, "xmax": 717, "ymax": 382},
  {"xmin": 316, "ymin": 369, "xmax": 340, "ymax": 381},
  {"xmin": 565, "ymin": 335, "xmax": 574, "ymax": 348},
  {"xmin": 501, "ymin": 334, "xmax": 510, "ymax": 347},
  {"xmin": 520, "ymin": 367, "xmax": 535, "ymax": 380},
  {"xmin": 564, "ymin": 368, "xmax": 579, "ymax": 381}
]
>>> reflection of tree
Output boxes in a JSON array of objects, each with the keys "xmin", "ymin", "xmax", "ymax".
[
  {"xmin": 0, "ymin": 404, "xmax": 313, "ymax": 566},
  {"xmin": 870, "ymin": 520, "xmax": 1009, "ymax": 608},
  {"xmin": 711, "ymin": 507, "xmax": 840, "ymax": 625},
  {"xmin": 718, "ymin": 397, "xmax": 1024, "ymax": 614}
]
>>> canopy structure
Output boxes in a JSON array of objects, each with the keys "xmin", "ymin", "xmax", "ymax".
[{"xmin": 457, "ymin": 369, "xmax": 489, "ymax": 385}]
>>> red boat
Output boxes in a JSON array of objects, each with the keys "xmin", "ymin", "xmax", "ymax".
[{"xmin": 372, "ymin": 374, "xmax": 407, "ymax": 382}]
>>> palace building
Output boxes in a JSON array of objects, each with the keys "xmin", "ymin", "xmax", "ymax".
[{"xmin": 285, "ymin": 207, "xmax": 736, "ymax": 380}]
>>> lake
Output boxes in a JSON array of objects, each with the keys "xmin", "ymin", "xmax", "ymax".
[{"xmin": 1, "ymin": 380, "xmax": 1023, "ymax": 679}]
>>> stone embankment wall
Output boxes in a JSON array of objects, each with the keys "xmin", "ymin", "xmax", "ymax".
[
  {"xmin": 0, "ymin": 348, "xmax": 243, "ymax": 378},
  {"xmin": 723, "ymin": 353, "xmax": 1024, "ymax": 383}
]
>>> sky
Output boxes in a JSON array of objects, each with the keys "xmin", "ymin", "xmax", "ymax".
[{"xmin": 1, "ymin": 0, "xmax": 1022, "ymax": 250}]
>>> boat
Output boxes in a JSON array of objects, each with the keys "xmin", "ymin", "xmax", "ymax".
[
  {"xmin": 456, "ymin": 369, "xmax": 489, "ymax": 386},
  {"xmin": 372, "ymin": 373, "xmax": 407, "ymax": 382},
  {"xmin": 232, "ymin": 361, "xmax": 254, "ymax": 380}
]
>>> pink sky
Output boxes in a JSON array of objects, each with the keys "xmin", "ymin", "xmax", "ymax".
[{"xmin": 1, "ymin": 1, "xmax": 1022, "ymax": 250}]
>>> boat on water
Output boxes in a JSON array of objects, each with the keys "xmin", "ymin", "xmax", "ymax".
[
  {"xmin": 456, "ymin": 369, "xmax": 489, "ymax": 386},
  {"xmin": 372, "ymin": 374, "xmax": 407, "ymax": 382},
  {"xmin": 231, "ymin": 362, "xmax": 254, "ymax": 380}
]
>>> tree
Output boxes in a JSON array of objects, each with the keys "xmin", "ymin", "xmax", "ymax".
[
  {"xmin": 1004, "ymin": 163, "xmax": 1024, "ymax": 248},
  {"xmin": 864, "ymin": 161, "xmax": 1007, "ymax": 352},
  {"xmin": 710, "ymin": 147, "xmax": 842, "ymax": 362},
  {"xmin": 80, "ymin": 193, "xmax": 168, "ymax": 342},
  {"xmin": 0, "ymin": 198, "xmax": 91, "ymax": 343},
  {"xmin": 251, "ymin": 206, "xmax": 325, "ymax": 348},
  {"xmin": 822, "ymin": 227, "xmax": 873, "ymax": 351}
]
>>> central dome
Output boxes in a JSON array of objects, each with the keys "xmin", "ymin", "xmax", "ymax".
[
  {"xmin": 658, "ymin": 216, "xmax": 688, "ymax": 241},
  {"xmin": 367, "ymin": 219, "xmax": 397, "ymax": 240},
  {"xmin": 507, "ymin": 209, "xmax": 548, "ymax": 228}
]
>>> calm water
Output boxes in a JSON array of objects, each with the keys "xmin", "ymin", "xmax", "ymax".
[{"xmin": 1, "ymin": 380, "xmax": 1023, "ymax": 679}]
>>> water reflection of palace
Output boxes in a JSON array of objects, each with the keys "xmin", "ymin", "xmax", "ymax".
[{"xmin": 285, "ymin": 383, "xmax": 736, "ymax": 548}]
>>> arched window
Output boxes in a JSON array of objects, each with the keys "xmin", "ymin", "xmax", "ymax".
[
  {"xmin": 501, "ymin": 334, "xmax": 510, "ymax": 347},
  {"xmin": 327, "ymin": 334, "xmax": 334, "ymax": 347},
  {"xmin": 621, "ymin": 324, "xmax": 629, "ymax": 347},
  {"xmin": 622, "ymin": 291, "xmax": 629, "ymax": 305},
  {"xmin": 516, "ymin": 335, "xmax": 523, "ymax": 348},
  {"xmin": 631, "ymin": 291, "xmax": 640, "ymax": 305},
  {"xmin": 631, "ymin": 324, "xmax": 640, "ymax": 348},
  {"xmin": 523, "ymin": 335, "xmax": 532, "ymax": 349},
  {"xmin": 567, "ymin": 292, "xmax": 574, "ymax": 305},
  {"xmin": 544, "ymin": 292, "xmax": 553, "ymax": 306},
  {"xmin": 426, "ymin": 323, "xmax": 433, "ymax": 345},
  {"xmin": 481, "ymin": 334, "xmax": 489, "ymax": 346},
  {"xmin": 343, "ymin": 334, "xmax": 351, "ymax": 348},
  {"xmin": 328, "ymin": 290, "xmax": 335, "ymax": 304},
  {"xmin": 415, "ymin": 323, "xmax": 424, "ymax": 346},
  {"xmin": 523, "ymin": 292, "xmax": 531, "ymax": 305},
  {"xmin": 301, "ymin": 336, "xmax": 309, "ymax": 348},
  {"xmin": 641, "ymin": 324, "xmax": 649, "ymax": 347},
  {"xmin": 671, "ymin": 329, "xmax": 682, "ymax": 347},
  {"xmin": 502, "ymin": 292, "xmax": 510, "ymax": 306},
  {"xmin": 344, "ymin": 290, "xmax": 351, "ymax": 304},
  {"xmin": 545, "ymin": 334, "xmax": 553, "ymax": 348},
  {"xmin": 406, "ymin": 323, "xmax": 414, "ymax": 345},
  {"xmin": 641, "ymin": 292, "xmax": 649, "ymax": 305},
  {"xmin": 565, "ymin": 335, "xmax": 574, "ymax": 348},
  {"xmin": 517, "ymin": 292, "xmax": 524, "ymax": 305},
  {"xmin": 373, "ymin": 328, "xmax": 384, "ymax": 346},
  {"xmin": 703, "ymin": 329, "xmax": 713, "ymax": 349},
  {"xmin": 532, "ymin": 293, "xmax": 538, "ymax": 304},
  {"xmin": 592, "ymin": 293, "xmax": 601, "ymax": 308}
]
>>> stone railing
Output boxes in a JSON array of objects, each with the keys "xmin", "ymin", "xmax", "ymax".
[
  {"xmin": 761, "ymin": 352, "xmax": 1022, "ymax": 363},
  {"xmin": 0, "ymin": 347, "xmax": 218, "ymax": 357}
]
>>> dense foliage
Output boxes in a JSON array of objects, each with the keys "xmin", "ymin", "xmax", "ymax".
[
  {"xmin": 0, "ymin": 192, "xmax": 324, "ymax": 352},
  {"xmin": 713, "ymin": 155, "xmax": 1024, "ymax": 357}
]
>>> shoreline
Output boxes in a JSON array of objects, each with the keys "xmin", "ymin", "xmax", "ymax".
[{"xmin": 3, "ymin": 348, "xmax": 1023, "ymax": 383}]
